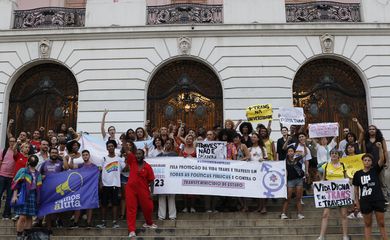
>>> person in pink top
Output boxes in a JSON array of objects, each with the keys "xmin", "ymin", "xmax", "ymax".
[{"xmin": 0, "ymin": 137, "xmax": 18, "ymax": 219}]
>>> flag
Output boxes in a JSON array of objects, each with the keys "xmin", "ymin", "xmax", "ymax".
[{"xmin": 38, "ymin": 166, "xmax": 99, "ymax": 217}]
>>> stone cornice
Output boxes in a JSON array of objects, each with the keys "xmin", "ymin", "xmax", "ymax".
[{"xmin": 0, "ymin": 23, "xmax": 390, "ymax": 42}]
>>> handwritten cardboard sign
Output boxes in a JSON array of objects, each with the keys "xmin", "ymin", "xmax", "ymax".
[
  {"xmin": 196, "ymin": 141, "xmax": 227, "ymax": 159},
  {"xmin": 279, "ymin": 107, "xmax": 305, "ymax": 125},
  {"xmin": 313, "ymin": 179, "xmax": 354, "ymax": 208},
  {"xmin": 246, "ymin": 104, "xmax": 273, "ymax": 122},
  {"xmin": 309, "ymin": 123, "xmax": 339, "ymax": 138}
]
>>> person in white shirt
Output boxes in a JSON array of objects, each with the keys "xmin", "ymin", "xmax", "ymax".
[
  {"xmin": 101, "ymin": 109, "xmax": 121, "ymax": 148},
  {"xmin": 146, "ymin": 137, "xmax": 164, "ymax": 158},
  {"xmin": 96, "ymin": 140, "xmax": 125, "ymax": 229},
  {"xmin": 36, "ymin": 140, "xmax": 49, "ymax": 171},
  {"xmin": 248, "ymin": 133, "xmax": 267, "ymax": 162},
  {"xmin": 312, "ymin": 137, "xmax": 338, "ymax": 175},
  {"xmin": 295, "ymin": 133, "xmax": 312, "ymax": 180}
]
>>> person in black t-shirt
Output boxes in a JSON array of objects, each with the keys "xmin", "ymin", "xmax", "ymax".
[{"xmin": 352, "ymin": 142, "xmax": 388, "ymax": 240}]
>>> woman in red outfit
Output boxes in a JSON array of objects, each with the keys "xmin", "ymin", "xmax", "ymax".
[{"xmin": 125, "ymin": 148, "xmax": 156, "ymax": 238}]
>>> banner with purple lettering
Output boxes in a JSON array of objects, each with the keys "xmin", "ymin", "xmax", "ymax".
[
  {"xmin": 313, "ymin": 179, "xmax": 354, "ymax": 208},
  {"xmin": 38, "ymin": 166, "xmax": 99, "ymax": 217}
]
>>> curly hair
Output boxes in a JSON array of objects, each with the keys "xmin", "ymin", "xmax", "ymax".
[
  {"xmin": 365, "ymin": 125, "xmax": 384, "ymax": 143},
  {"xmin": 218, "ymin": 128, "xmax": 235, "ymax": 142}
]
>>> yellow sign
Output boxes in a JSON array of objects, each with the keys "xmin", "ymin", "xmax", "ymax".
[
  {"xmin": 246, "ymin": 104, "xmax": 273, "ymax": 122},
  {"xmin": 340, "ymin": 154, "xmax": 364, "ymax": 178}
]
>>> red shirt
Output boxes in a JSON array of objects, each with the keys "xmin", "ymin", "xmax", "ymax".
[
  {"xmin": 127, "ymin": 153, "xmax": 155, "ymax": 190},
  {"xmin": 13, "ymin": 153, "xmax": 28, "ymax": 177},
  {"xmin": 30, "ymin": 140, "xmax": 41, "ymax": 153}
]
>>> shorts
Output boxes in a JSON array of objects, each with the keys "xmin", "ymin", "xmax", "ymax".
[
  {"xmin": 287, "ymin": 178, "xmax": 303, "ymax": 188},
  {"xmin": 121, "ymin": 175, "xmax": 128, "ymax": 185},
  {"xmin": 101, "ymin": 186, "xmax": 121, "ymax": 207},
  {"xmin": 360, "ymin": 200, "xmax": 387, "ymax": 214}
]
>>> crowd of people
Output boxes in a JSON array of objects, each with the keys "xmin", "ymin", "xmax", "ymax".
[{"xmin": 0, "ymin": 110, "xmax": 388, "ymax": 239}]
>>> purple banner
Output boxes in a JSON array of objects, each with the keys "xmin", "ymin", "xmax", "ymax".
[{"xmin": 38, "ymin": 166, "xmax": 99, "ymax": 217}]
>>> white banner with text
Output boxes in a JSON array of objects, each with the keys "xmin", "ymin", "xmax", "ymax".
[
  {"xmin": 146, "ymin": 157, "xmax": 287, "ymax": 198},
  {"xmin": 313, "ymin": 179, "xmax": 354, "ymax": 208}
]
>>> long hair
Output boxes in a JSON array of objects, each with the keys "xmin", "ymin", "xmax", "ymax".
[
  {"xmin": 135, "ymin": 127, "xmax": 147, "ymax": 141},
  {"xmin": 252, "ymin": 133, "xmax": 265, "ymax": 148},
  {"xmin": 365, "ymin": 125, "xmax": 384, "ymax": 143}
]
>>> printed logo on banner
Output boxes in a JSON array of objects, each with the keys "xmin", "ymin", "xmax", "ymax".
[{"xmin": 261, "ymin": 162, "xmax": 286, "ymax": 197}]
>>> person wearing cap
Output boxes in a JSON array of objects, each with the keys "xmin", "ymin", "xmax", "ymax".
[{"xmin": 317, "ymin": 148, "xmax": 349, "ymax": 240}]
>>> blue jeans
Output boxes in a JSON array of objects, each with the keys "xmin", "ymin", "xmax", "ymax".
[{"xmin": 0, "ymin": 175, "xmax": 13, "ymax": 218}]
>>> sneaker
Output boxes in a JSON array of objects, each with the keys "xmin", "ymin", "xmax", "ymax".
[
  {"xmin": 356, "ymin": 212, "xmax": 363, "ymax": 219},
  {"xmin": 1, "ymin": 217, "xmax": 9, "ymax": 220},
  {"xmin": 158, "ymin": 217, "xmax": 165, "ymax": 220},
  {"xmin": 169, "ymin": 218, "xmax": 176, "ymax": 221},
  {"xmin": 96, "ymin": 221, "xmax": 106, "ymax": 229},
  {"xmin": 128, "ymin": 231, "xmax": 136, "ymax": 237},
  {"xmin": 316, "ymin": 236, "xmax": 324, "ymax": 240},
  {"xmin": 280, "ymin": 213, "xmax": 288, "ymax": 219},
  {"xmin": 82, "ymin": 214, "xmax": 87, "ymax": 221},
  {"xmin": 182, "ymin": 208, "xmax": 188, "ymax": 213},
  {"xmin": 343, "ymin": 236, "xmax": 350, "ymax": 240},
  {"xmin": 190, "ymin": 207, "xmax": 196, "ymax": 213},
  {"xmin": 297, "ymin": 214, "xmax": 305, "ymax": 219},
  {"xmin": 206, "ymin": 209, "xmax": 212, "ymax": 213},
  {"xmin": 347, "ymin": 212, "xmax": 356, "ymax": 219},
  {"xmin": 112, "ymin": 221, "xmax": 120, "ymax": 228},
  {"xmin": 12, "ymin": 215, "xmax": 19, "ymax": 221},
  {"xmin": 142, "ymin": 223, "xmax": 158, "ymax": 229},
  {"xmin": 70, "ymin": 221, "xmax": 79, "ymax": 229}
]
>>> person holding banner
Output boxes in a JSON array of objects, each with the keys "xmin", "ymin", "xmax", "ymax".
[
  {"xmin": 157, "ymin": 139, "xmax": 178, "ymax": 220},
  {"xmin": 317, "ymin": 149, "xmax": 349, "ymax": 240},
  {"xmin": 66, "ymin": 149, "xmax": 97, "ymax": 229},
  {"xmin": 125, "ymin": 148, "xmax": 156, "ymax": 238},
  {"xmin": 96, "ymin": 140, "xmax": 125, "ymax": 229},
  {"xmin": 353, "ymin": 143, "xmax": 388, "ymax": 240},
  {"xmin": 281, "ymin": 146, "xmax": 305, "ymax": 220},
  {"xmin": 11, "ymin": 155, "xmax": 42, "ymax": 240}
]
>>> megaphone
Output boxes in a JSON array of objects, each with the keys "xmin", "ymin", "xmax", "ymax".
[{"xmin": 56, "ymin": 172, "xmax": 84, "ymax": 196}]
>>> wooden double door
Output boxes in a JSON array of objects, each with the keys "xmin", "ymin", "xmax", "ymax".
[
  {"xmin": 293, "ymin": 59, "xmax": 368, "ymax": 136},
  {"xmin": 8, "ymin": 63, "xmax": 78, "ymax": 135},
  {"xmin": 147, "ymin": 60, "xmax": 223, "ymax": 131}
]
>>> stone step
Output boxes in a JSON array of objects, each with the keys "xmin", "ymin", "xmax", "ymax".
[
  {"xmin": 0, "ymin": 226, "xmax": 388, "ymax": 236},
  {"xmin": 0, "ymin": 234, "xmax": 385, "ymax": 240}
]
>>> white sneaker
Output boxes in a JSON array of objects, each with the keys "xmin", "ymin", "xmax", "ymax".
[
  {"xmin": 112, "ymin": 221, "xmax": 120, "ymax": 228},
  {"xmin": 190, "ymin": 207, "xmax": 196, "ymax": 213},
  {"xmin": 316, "ymin": 236, "xmax": 324, "ymax": 240},
  {"xmin": 297, "ymin": 214, "xmax": 305, "ymax": 219},
  {"xmin": 206, "ymin": 210, "xmax": 212, "ymax": 213},
  {"xmin": 182, "ymin": 208, "xmax": 188, "ymax": 213},
  {"xmin": 128, "ymin": 231, "xmax": 136, "ymax": 237},
  {"xmin": 356, "ymin": 212, "xmax": 363, "ymax": 219},
  {"xmin": 142, "ymin": 223, "xmax": 158, "ymax": 229},
  {"xmin": 342, "ymin": 236, "xmax": 350, "ymax": 240},
  {"xmin": 347, "ymin": 212, "xmax": 356, "ymax": 219},
  {"xmin": 280, "ymin": 213, "xmax": 288, "ymax": 219}
]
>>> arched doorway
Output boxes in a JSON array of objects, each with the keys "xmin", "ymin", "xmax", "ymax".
[
  {"xmin": 147, "ymin": 59, "xmax": 223, "ymax": 130},
  {"xmin": 293, "ymin": 58, "xmax": 368, "ymax": 136},
  {"xmin": 8, "ymin": 63, "xmax": 78, "ymax": 134}
]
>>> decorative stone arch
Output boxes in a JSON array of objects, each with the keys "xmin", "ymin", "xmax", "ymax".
[
  {"xmin": 3, "ymin": 59, "xmax": 79, "ymax": 143},
  {"xmin": 292, "ymin": 55, "xmax": 369, "ymax": 136},
  {"xmin": 146, "ymin": 56, "xmax": 224, "ymax": 131}
]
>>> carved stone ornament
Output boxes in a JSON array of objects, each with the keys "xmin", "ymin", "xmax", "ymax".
[
  {"xmin": 39, "ymin": 39, "xmax": 51, "ymax": 58},
  {"xmin": 178, "ymin": 37, "xmax": 191, "ymax": 55},
  {"xmin": 320, "ymin": 33, "xmax": 334, "ymax": 54}
]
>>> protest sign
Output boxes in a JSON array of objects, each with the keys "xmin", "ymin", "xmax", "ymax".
[
  {"xmin": 313, "ymin": 179, "xmax": 354, "ymax": 208},
  {"xmin": 196, "ymin": 141, "xmax": 227, "ymax": 159},
  {"xmin": 340, "ymin": 153, "xmax": 364, "ymax": 178},
  {"xmin": 38, "ymin": 166, "xmax": 100, "ymax": 217},
  {"xmin": 146, "ymin": 157, "xmax": 287, "ymax": 198},
  {"xmin": 279, "ymin": 107, "xmax": 305, "ymax": 125},
  {"xmin": 309, "ymin": 123, "xmax": 339, "ymax": 138},
  {"xmin": 246, "ymin": 104, "xmax": 273, "ymax": 122}
]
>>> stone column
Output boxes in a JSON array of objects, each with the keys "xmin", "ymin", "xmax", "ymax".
[
  {"xmin": 223, "ymin": 0, "xmax": 286, "ymax": 24},
  {"xmin": 85, "ymin": 0, "xmax": 146, "ymax": 27},
  {"xmin": 0, "ymin": 0, "xmax": 17, "ymax": 30}
]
